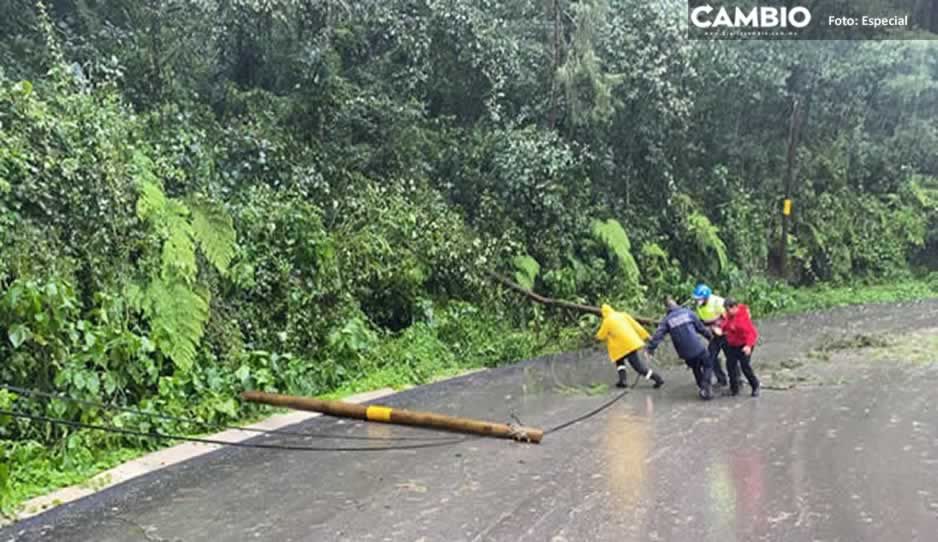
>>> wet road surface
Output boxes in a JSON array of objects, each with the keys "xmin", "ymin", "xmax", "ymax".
[{"xmin": 4, "ymin": 299, "xmax": 938, "ymax": 541}]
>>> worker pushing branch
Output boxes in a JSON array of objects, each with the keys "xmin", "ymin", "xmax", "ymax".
[
  {"xmin": 646, "ymin": 297, "xmax": 714, "ymax": 400},
  {"xmin": 692, "ymin": 283, "xmax": 730, "ymax": 388},
  {"xmin": 595, "ymin": 304, "xmax": 665, "ymax": 389},
  {"xmin": 488, "ymin": 271, "xmax": 669, "ymax": 390}
]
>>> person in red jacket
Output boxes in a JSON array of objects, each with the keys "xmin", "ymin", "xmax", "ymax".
[{"xmin": 714, "ymin": 298, "xmax": 761, "ymax": 397}]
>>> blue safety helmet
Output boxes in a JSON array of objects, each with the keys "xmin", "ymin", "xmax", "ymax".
[{"xmin": 692, "ymin": 283, "xmax": 712, "ymax": 300}]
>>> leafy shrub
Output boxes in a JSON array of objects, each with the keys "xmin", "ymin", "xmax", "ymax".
[
  {"xmin": 793, "ymin": 190, "xmax": 926, "ymax": 283},
  {"xmin": 512, "ymin": 255, "xmax": 540, "ymax": 290}
]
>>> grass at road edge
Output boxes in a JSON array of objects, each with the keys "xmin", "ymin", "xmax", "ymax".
[{"xmin": 743, "ymin": 275, "xmax": 938, "ymax": 317}]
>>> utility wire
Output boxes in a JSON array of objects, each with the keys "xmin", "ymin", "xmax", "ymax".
[
  {"xmin": 3, "ymin": 383, "xmax": 634, "ymax": 452},
  {"xmin": 0, "ymin": 384, "xmax": 453, "ymax": 442},
  {"xmin": 0, "ymin": 409, "xmax": 471, "ymax": 452},
  {"xmin": 543, "ymin": 389, "xmax": 629, "ymax": 435}
]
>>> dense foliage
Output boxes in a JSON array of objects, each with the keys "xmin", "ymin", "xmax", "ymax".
[{"xmin": 1, "ymin": 0, "xmax": 937, "ymax": 511}]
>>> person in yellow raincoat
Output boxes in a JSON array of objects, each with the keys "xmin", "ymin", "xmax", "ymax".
[{"xmin": 596, "ymin": 304, "xmax": 665, "ymax": 389}]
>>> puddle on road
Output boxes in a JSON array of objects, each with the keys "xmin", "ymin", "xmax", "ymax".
[{"xmin": 603, "ymin": 410, "xmax": 651, "ymax": 508}]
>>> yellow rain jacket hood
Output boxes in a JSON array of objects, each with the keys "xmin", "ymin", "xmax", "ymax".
[{"xmin": 595, "ymin": 304, "xmax": 650, "ymax": 361}]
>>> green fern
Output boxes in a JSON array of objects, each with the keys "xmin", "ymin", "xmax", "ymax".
[
  {"xmin": 190, "ymin": 198, "xmax": 237, "ymax": 275},
  {"xmin": 686, "ymin": 212, "xmax": 729, "ymax": 272},
  {"xmin": 132, "ymin": 156, "xmax": 237, "ymax": 370},
  {"xmin": 591, "ymin": 218, "xmax": 639, "ymax": 282},
  {"xmin": 162, "ymin": 210, "xmax": 197, "ymax": 281},
  {"xmin": 908, "ymin": 176, "xmax": 938, "ymax": 210},
  {"xmin": 512, "ymin": 255, "xmax": 540, "ymax": 290},
  {"xmin": 641, "ymin": 242, "xmax": 668, "ymax": 260},
  {"xmin": 142, "ymin": 278, "xmax": 210, "ymax": 372},
  {"xmin": 123, "ymin": 281, "xmax": 146, "ymax": 312},
  {"xmin": 136, "ymin": 180, "xmax": 168, "ymax": 220},
  {"xmin": 134, "ymin": 170, "xmax": 238, "ymax": 280}
]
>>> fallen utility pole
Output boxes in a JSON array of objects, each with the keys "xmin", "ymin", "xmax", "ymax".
[
  {"xmin": 487, "ymin": 271, "xmax": 659, "ymax": 326},
  {"xmin": 241, "ymin": 391, "xmax": 544, "ymax": 444}
]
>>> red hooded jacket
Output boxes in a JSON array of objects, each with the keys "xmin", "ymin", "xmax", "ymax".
[{"xmin": 722, "ymin": 304, "xmax": 758, "ymax": 348}]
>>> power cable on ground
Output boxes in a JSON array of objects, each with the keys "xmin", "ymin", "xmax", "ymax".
[
  {"xmin": 0, "ymin": 384, "xmax": 453, "ymax": 442},
  {"xmin": 0, "ymin": 409, "xmax": 471, "ymax": 452},
  {"xmin": 543, "ymin": 388, "xmax": 629, "ymax": 435},
  {"xmin": 3, "ymin": 382, "xmax": 634, "ymax": 452}
]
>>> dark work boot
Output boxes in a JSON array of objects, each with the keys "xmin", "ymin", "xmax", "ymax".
[
  {"xmin": 751, "ymin": 386, "xmax": 760, "ymax": 397},
  {"xmin": 714, "ymin": 367, "xmax": 728, "ymax": 387},
  {"xmin": 699, "ymin": 386, "xmax": 713, "ymax": 400},
  {"xmin": 650, "ymin": 371, "xmax": 664, "ymax": 389}
]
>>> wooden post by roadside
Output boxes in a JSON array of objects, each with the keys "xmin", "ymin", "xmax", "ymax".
[
  {"xmin": 781, "ymin": 94, "xmax": 802, "ymax": 278},
  {"xmin": 241, "ymin": 391, "xmax": 544, "ymax": 444}
]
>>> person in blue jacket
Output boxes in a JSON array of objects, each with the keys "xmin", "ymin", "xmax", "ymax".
[{"xmin": 646, "ymin": 297, "xmax": 715, "ymax": 399}]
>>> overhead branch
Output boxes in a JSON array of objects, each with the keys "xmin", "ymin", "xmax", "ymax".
[{"xmin": 486, "ymin": 271, "xmax": 659, "ymax": 326}]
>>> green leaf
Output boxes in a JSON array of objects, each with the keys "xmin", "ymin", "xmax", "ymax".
[
  {"xmin": 8, "ymin": 324, "xmax": 31, "ymax": 348},
  {"xmin": 0, "ymin": 463, "xmax": 10, "ymax": 508},
  {"xmin": 162, "ymin": 212, "xmax": 197, "ymax": 281},
  {"xmin": 103, "ymin": 373, "xmax": 118, "ymax": 395},
  {"xmin": 144, "ymin": 278, "xmax": 209, "ymax": 371},
  {"xmin": 190, "ymin": 199, "xmax": 237, "ymax": 275},
  {"xmin": 512, "ymin": 255, "xmax": 540, "ymax": 290},
  {"xmin": 591, "ymin": 219, "xmax": 639, "ymax": 283},
  {"xmin": 86, "ymin": 373, "xmax": 100, "ymax": 395},
  {"xmin": 136, "ymin": 180, "xmax": 168, "ymax": 221},
  {"xmin": 686, "ymin": 212, "xmax": 729, "ymax": 273},
  {"xmin": 123, "ymin": 282, "xmax": 142, "ymax": 307},
  {"xmin": 215, "ymin": 398, "xmax": 238, "ymax": 418},
  {"xmin": 13, "ymin": 80, "xmax": 32, "ymax": 96},
  {"xmin": 641, "ymin": 242, "xmax": 668, "ymax": 259},
  {"xmin": 0, "ymin": 389, "xmax": 15, "ymax": 410},
  {"xmin": 235, "ymin": 365, "xmax": 251, "ymax": 383}
]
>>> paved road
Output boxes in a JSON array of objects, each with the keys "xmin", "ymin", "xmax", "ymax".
[{"xmin": 4, "ymin": 300, "xmax": 938, "ymax": 541}]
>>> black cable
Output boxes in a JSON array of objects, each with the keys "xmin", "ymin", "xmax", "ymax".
[
  {"xmin": 0, "ymin": 409, "xmax": 470, "ymax": 452},
  {"xmin": 0, "ymin": 384, "xmax": 452, "ymax": 442},
  {"xmin": 4, "ymin": 383, "xmax": 635, "ymax": 450},
  {"xmin": 543, "ymin": 389, "xmax": 629, "ymax": 435}
]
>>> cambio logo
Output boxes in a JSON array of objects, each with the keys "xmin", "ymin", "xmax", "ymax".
[{"xmin": 690, "ymin": 5, "xmax": 812, "ymax": 29}]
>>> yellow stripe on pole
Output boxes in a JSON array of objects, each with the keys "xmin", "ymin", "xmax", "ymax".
[
  {"xmin": 365, "ymin": 405, "xmax": 393, "ymax": 422},
  {"xmin": 783, "ymin": 198, "xmax": 792, "ymax": 216}
]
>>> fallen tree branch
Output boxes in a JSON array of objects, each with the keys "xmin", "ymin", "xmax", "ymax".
[{"xmin": 486, "ymin": 271, "xmax": 659, "ymax": 326}]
